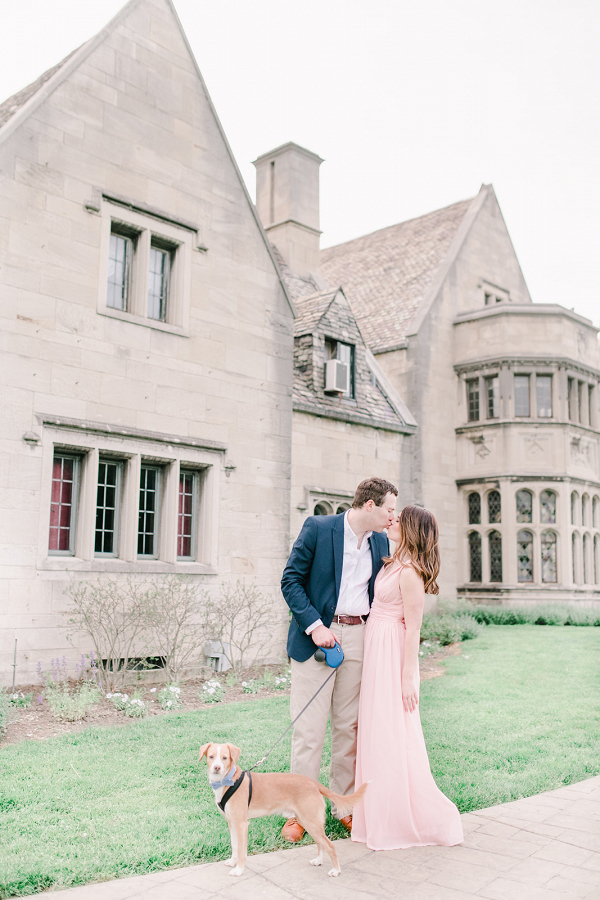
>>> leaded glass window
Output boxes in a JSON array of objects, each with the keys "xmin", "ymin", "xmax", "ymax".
[
  {"xmin": 517, "ymin": 530, "xmax": 533, "ymax": 582},
  {"xmin": 571, "ymin": 491, "xmax": 578, "ymax": 526},
  {"xmin": 572, "ymin": 532, "xmax": 579, "ymax": 584},
  {"xmin": 468, "ymin": 492, "xmax": 481, "ymax": 525},
  {"xmin": 582, "ymin": 494, "xmax": 590, "ymax": 528},
  {"xmin": 488, "ymin": 490, "xmax": 501, "ymax": 524},
  {"xmin": 514, "ymin": 375, "xmax": 530, "ymax": 416},
  {"xmin": 467, "ymin": 380, "xmax": 479, "ymax": 421},
  {"xmin": 486, "ymin": 376, "xmax": 499, "ymax": 419},
  {"xmin": 177, "ymin": 471, "xmax": 196, "ymax": 559},
  {"xmin": 148, "ymin": 245, "xmax": 170, "ymax": 321},
  {"xmin": 540, "ymin": 490, "xmax": 556, "ymax": 525},
  {"xmin": 567, "ymin": 377, "xmax": 576, "ymax": 420},
  {"xmin": 138, "ymin": 466, "xmax": 159, "ymax": 557},
  {"xmin": 536, "ymin": 375, "xmax": 552, "ymax": 417},
  {"xmin": 516, "ymin": 489, "xmax": 532, "ymax": 523},
  {"xmin": 107, "ymin": 232, "xmax": 132, "ymax": 311},
  {"xmin": 541, "ymin": 531, "xmax": 557, "ymax": 583},
  {"xmin": 95, "ymin": 461, "xmax": 121, "ymax": 555},
  {"xmin": 468, "ymin": 531, "xmax": 482, "ymax": 582},
  {"xmin": 588, "ymin": 384, "xmax": 594, "ymax": 426},
  {"xmin": 49, "ymin": 455, "xmax": 77, "ymax": 554},
  {"xmin": 595, "ymin": 535, "xmax": 599, "ymax": 584},
  {"xmin": 489, "ymin": 531, "xmax": 502, "ymax": 582},
  {"xmin": 593, "ymin": 496, "xmax": 599, "ymax": 529},
  {"xmin": 583, "ymin": 533, "xmax": 590, "ymax": 584}
]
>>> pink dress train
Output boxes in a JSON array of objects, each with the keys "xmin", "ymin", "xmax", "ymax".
[{"xmin": 352, "ymin": 562, "xmax": 463, "ymax": 850}]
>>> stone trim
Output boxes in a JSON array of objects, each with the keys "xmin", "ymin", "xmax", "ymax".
[
  {"xmin": 454, "ymin": 356, "xmax": 600, "ymax": 379},
  {"xmin": 454, "ymin": 303, "xmax": 598, "ymax": 331},
  {"xmin": 293, "ymin": 402, "xmax": 415, "ymax": 434},
  {"xmin": 35, "ymin": 415, "xmax": 228, "ymax": 453}
]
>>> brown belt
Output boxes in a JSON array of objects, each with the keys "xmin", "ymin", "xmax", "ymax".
[{"xmin": 332, "ymin": 614, "xmax": 368, "ymax": 625}]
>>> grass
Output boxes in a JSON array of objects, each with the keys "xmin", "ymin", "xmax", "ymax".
[{"xmin": 0, "ymin": 626, "xmax": 598, "ymax": 896}]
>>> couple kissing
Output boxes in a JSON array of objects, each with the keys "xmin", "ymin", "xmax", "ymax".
[{"xmin": 280, "ymin": 477, "xmax": 463, "ymax": 850}]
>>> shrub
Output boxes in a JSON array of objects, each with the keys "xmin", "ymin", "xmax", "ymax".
[
  {"xmin": 9, "ymin": 691, "xmax": 33, "ymax": 708},
  {"xmin": 106, "ymin": 692, "xmax": 147, "ymax": 718},
  {"xmin": 200, "ymin": 680, "xmax": 226, "ymax": 703},
  {"xmin": 0, "ymin": 688, "xmax": 9, "ymax": 733},
  {"xmin": 468, "ymin": 604, "xmax": 600, "ymax": 627},
  {"xmin": 453, "ymin": 613, "xmax": 484, "ymax": 641},
  {"xmin": 145, "ymin": 576, "xmax": 210, "ymax": 682},
  {"xmin": 44, "ymin": 680, "xmax": 100, "ymax": 722},
  {"xmin": 158, "ymin": 685, "xmax": 183, "ymax": 711},
  {"xmin": 205, "ymin": 580, "xmax": 280, "ymax": 676},
  {"xmin": 421, "ymin": 615, "xmax": 462, "ymax": 645}
]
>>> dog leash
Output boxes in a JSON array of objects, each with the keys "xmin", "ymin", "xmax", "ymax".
[{"xmin": 246, "ymin": 667, "xmax": 338, "ymax": 772}]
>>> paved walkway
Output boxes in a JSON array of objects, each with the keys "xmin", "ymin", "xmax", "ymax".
[{"xmin": 45, "ymin": 776, "xmax": 600, "ymax": 900}]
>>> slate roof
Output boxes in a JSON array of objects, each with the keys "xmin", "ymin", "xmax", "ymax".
[
  {"xmin": 320, "ymin": 198, "xmax": 473, "ymax": 354},
  {"xmin": 0, "ymin": 47, "xmax": 80, "ymax": 129},
  {"xmin": 293, "ymin": 289, "xmax": 339, "ymax": 337}
]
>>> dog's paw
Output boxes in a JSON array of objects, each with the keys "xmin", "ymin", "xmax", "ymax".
[
  {"xmin": 229, "ymin": 866, "xmax": 244, "ymax": 877},
  {"xmin": 224, "ymin": 857, "xmax": 236, "ymax": 867},
  {"xmin": 309, "ymin": 856, "xmax": 323, "ymax": 867},
  {"xmin": 328, "ymin": 868, "xmax": 341, "ymax": 877}
]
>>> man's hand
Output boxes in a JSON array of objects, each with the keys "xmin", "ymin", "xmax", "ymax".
[{"xmin": 310, "ymin": 624, "xmax": 336, "ymax": 648}]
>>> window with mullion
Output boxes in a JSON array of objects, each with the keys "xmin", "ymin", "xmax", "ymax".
[
  {"xmin": 138, "ymin": 466, "xmax": 160, "ymax": 557},
  {"xmin": 107, "ymin": 232, "xmax": 132, "ymax": 311},
  {"xmin": 49, "ymin": 455, "xmax": 78, "ymax": 555},
  {"xmin": 467, "ymin": 379, "xmax": 479, "ymax": 421},
  {"xmin": 177, "ymin": 470, "xmax": 197, "ymax": 560},
  {"xmin": 95, "ymin": 461, "xmax": 122, "ymax": 556},
  {"xmin": 485, "ymin": 375, "xmax": 499, "ymax": 418},
  {"xmin": 148, "ymin": 245, "xmax": 170, "ymax": 322}
]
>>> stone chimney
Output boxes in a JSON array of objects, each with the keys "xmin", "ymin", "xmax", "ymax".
[{"xmin": 253, "ymin": 142, "xmax": 323, "ymax": 277}]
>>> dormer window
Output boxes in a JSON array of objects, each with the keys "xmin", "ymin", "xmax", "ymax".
[
  {"xmin": 481, "ymin": 280, "xmax": 510, "ymax": 306},
  {"xmin": 324, "ymin": 339, "xmax": 354, "ymax": 399}
]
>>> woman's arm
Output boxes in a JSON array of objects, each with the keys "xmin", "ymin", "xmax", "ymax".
[{"xmin": 399, "ymin": 565, "xmax": 426, "ymax": 713}]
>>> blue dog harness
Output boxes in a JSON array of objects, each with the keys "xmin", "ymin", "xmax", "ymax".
[{"xmin": 212, "ymin": 766, "xmax": 253, "ymax": 813}]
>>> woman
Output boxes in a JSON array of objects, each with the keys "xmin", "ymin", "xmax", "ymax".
[{"xmin": 352, "ymin": 505, "xmax": 463, "ymax": 850}]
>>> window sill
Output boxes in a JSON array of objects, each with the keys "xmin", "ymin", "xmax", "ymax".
[
  {"xmin": 37, "ymin": 557, "xmax": 217, "ymax": 575},
  {"xmin": 99, "ymin": 307, "xmax": 189, "ymax": 337}
]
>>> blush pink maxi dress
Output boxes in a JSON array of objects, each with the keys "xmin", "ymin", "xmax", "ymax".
[{"xmin": 352, "ymin": 562, "xmax": 463, "ymax": 850}]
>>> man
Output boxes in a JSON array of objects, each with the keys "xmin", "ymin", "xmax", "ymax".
[{"xmin": 280, "ymin": 477, "xmax": 398, "ymax": 840}]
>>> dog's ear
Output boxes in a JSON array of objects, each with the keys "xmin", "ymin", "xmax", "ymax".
[
  {"xmin": 199, "ymin": 742, "xmax": 212, "ymax": 761},
  {"xmin": 227, "ymin": 744, "xmax": 241, "ymax": 763}
]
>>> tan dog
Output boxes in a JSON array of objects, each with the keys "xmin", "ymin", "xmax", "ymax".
[{"xmin": 199, "ymin": 742, "xmax": 368, "ymax": 877}]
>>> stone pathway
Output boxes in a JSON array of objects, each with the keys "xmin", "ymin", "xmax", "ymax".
[{"xmin": 43, "ymin": 775, "xmax": 600, "ymax": 899}]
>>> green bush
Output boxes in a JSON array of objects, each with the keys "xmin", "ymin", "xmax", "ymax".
[
  {"xmin": 421, "ymin": 614, "xmax": 461, "ymax": 645},
  {"xmin": 468, "ymin": 604, "xmax": 600, "ymax": 627},
  {"xmin": 44, "ymin": 680, "xmax": 100, "ymax": 722}
]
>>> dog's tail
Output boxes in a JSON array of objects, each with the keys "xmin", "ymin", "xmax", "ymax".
[{"xmin": 318, "ymin": 781, "xmax": 369, "ymax": 818}]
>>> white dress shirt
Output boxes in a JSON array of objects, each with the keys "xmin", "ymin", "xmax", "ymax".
[{"xmin": 306, "ymin": 511, "xmax": 373, "ymax": 634}]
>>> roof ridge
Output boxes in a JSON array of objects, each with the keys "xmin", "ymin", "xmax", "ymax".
[
  {"xmin": 321, "ymin": 196, "xmax": 475, "ymax": 254},
  {"xmin": 0, "ymin": 45, "xmax": 82, "ymax": 128}
]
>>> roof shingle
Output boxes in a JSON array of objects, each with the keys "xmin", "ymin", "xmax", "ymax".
[{"xmin": 320, "ymin": 198, "xmax": 473, "ymax": 354}]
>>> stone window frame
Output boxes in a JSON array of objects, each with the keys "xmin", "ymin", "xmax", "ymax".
[
  {"xmin": 301, "ymin": 487, "xmax": 354, "ymax": 519},
  {"xmin": 37, "ymin": 422, "xmax": 222, "ymax": 575},
  {"xmin": 570, "ymin": 486, "xmax": 600, "ymax": 585},
  {"xmin": 97, "ymin": 199, "xmax": 193, "ymax": 337},
  {"xmin": 463, "ymin": 487, "xmax": 504, "ymax": 583},
  {"xmin": 48, "ymin": 453, "xmax": 80, "ymax": 557},
  {"xmin": 323, "ymin": 337, "xmax": 356, "ymax": 400}
]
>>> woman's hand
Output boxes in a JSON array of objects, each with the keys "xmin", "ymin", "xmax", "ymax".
[{"xmin": 402, "ymin": 676, "xmax": 419, "ymax": 713}]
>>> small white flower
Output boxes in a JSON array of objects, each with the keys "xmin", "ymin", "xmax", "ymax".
[
  {"xmin": 208, "ymin": 688, "xmax": 215, "ymax": 694},
  {"xmin": 464, "ymin": 655, "xmax": 469, "ymax": 659},
  {"xmin": 166, "ymin": 700, "xmax": 172, "ymax": 707},
  {"xmin": 281, "ymin": 678, "xmax": 287, "ymax": 683},
  {"xmin": 150, "ymin": 688, "xmax": 156, "ymax": 693},
  {"xmin": 419, "ymin": 651, "xmax": 424, "ymax": 656},
  {"xmin": 242, "ymin": 682, "xmax": 247, "ymax": 687},
  {"xmin": 82, "ymin": 832, "xmax": 87, "ymax": 837},
  {"xmin": 106, "ymin": 694, "xmax": 112, "ymax": 699}
]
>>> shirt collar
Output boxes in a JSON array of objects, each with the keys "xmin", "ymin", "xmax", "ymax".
[{"xmin": 344, "ymin": 510, "xmax": 372, "ymax": 547}]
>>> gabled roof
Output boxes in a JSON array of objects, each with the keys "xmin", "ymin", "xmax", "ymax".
[
  {"xmin": 0, "ymin": 48, "xmax": 80, "ymax": 129},
  {"xmin": 320, "ymin": 198, "xmax": 473, "ymax": 354},
  {"xmin": 293, "ymin": 289, "xmax": 340, "ymax": 336}
]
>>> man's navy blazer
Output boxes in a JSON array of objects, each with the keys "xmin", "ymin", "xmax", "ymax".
[{"xmin": 281, "ymin": 512, "xmax": 390, "ymax": 662}]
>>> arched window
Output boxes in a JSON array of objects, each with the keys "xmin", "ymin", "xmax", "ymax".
[
  {"xmin": 468, "ymin": 532, "xmax": 482, "ymax": 582},
  {"xmin": 314, "ymin": 501, "xmax": 333, "ymax": 516},
  {"xmin": 541, "ymin": 531, "xmax": 557, "ymax": 583},
  {"xmin": 516, "ymin": 489, "xmax": 533, "ymax": 523},
  {"xmin": 489, "ymin": 531, "xmax": 502, "ymax": 582},
  {"xmin": 582, "ymin": 494, "xmax": 590, "ymax": 528},
  {"xmin": 540, "ymin": 490, "xmax": 556, "ymax": 525},
  {"xmin": 571, "ymin": 491, "xmax": 579, "ymax": 526},
  {"xmin": 488, "ymin": 490, "xmax": 501, "ymax": 524},
  {"xmin": 336, "ymin": 503, "xmax": 351, "ymax": 514},
  {"xmin": 595, "ymin": 534, "xmax": 599, "ymax": 584},
  {"xmin": 517, "ymin": 530, "xmax": 534, "ymax": 582},
  {"xmin": 593, "ymin": 496, "xmax": 599, "ymax": 529},
  {"xmin": 572, "ymin": 532, "xmax": 579, "ymax": 584},
  {"xmin": 468, "ymin": 492, "xmax": 481, "ymax": 525},
  {"xmin": 583, "ymin": 532, "xmax": 591, "ymax": 583}
]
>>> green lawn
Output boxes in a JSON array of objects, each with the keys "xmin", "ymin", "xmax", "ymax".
[{"xmin": 0, "ymin": 626, "xmax": 598, "ymax": 897}]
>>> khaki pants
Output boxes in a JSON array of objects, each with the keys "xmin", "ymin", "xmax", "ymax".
[{"xmin": 290, "ymin": 621, "xmax": 365, "ymax": 815}]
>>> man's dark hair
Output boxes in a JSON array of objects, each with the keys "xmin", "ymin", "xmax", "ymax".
[{"xmin": 352, "ymin": 477, "xmax": 398, "ymax": 509}]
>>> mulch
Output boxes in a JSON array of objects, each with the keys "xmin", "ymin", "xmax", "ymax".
[{"xmin": 1, "ymin": 644, "xmax": 460, "ymax": 749}]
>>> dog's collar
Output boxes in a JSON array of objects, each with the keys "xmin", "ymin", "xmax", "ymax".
[{"xmin": 210, "ymin": 765, "xmax": 238, "ymax": 791}]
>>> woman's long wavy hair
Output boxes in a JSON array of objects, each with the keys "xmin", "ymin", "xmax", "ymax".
[{"xmin": 385, "ymin": 505, "xmax": 440, "ymax": 595}]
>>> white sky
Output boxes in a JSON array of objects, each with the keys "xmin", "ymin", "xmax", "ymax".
[{"xmin": 1, "ymin": 1, "xmax": 599, "ymax": 324}]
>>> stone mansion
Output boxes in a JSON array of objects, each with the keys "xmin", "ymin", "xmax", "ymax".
[{"xmin": 1, "ymin": 0, "xmax": 598, "ymax": 679}]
